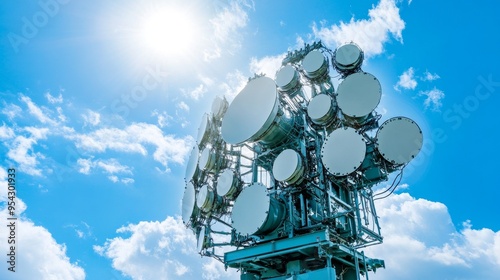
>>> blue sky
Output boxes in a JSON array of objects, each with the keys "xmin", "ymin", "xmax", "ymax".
[{"xmin": 1, "ymin": 0, "xmax": 500, "ymax": 279}]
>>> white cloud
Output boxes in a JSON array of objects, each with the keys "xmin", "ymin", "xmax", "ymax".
[
  {"xmin": 108, "ymin": 175, "xmax": 119, "ymax": 183},
  {"xmin": 204, "ymin": 1, "xmax": 251, "ymax": 61},
  {"xmin": 82, "ymin": 110, "xmax": 101, "ymax": 126},
  {"xmin": 365, "ymin": 192, "xmax": 500, "ymax": 280},
  {"xmin": 94, "ymin": 216, "xmax": 239, "ymax": 280},
  {"xmin": 97, "ymin": 158, "xmax": 132, "ymax": 174},
  {"xmin": 219, "ymin": 70, "xmax": 248, "ymax": 101},
  {"xmin": 66, "ymin": 222, "xmax": 94, "ymax": 240},
  {"xmin": 2, "ymin": 103, "xmax": 22, "ymax": 120},
  {"xmin": 420, "ymin": 87, "xmax": 445, "ymax": 111},
  {"xmin": 4, "ymin": 95, "xmax": 192, "ymax": 177},
  {"xmin": 295, "ymin": 36, "xmax": 306, "ymax": 49},
  {"xmin": 38, "ymin": 183, "xmax": 48, "ymax": 193},
  {"xmin": 76, "ymin": 158, "xmax": 93, "ymax": 174},
  {"xmin": 182, "ymin": 74, "xmax": 218, "ymax": 102},
  {"xmin": 249, "ymin": 54, "xmax": 286, "ymax": 78},
  {"xmin": 312, "ymin": 0, "xmax": 405, "ymax": 58},
  {"xmin": 69, "ymin": 123, "xmax": 194, "ymax": 171},
  {"xmin": 45, "ymin": 91, "xmax": 63, "ymax": 104},
  {"xmin": 152, "ymin": 110, "xmax": 174, "ymax": 128},
  {"xmin": 394, "ymin": 67, "xmax": 417, "ymax": 91},
  {"xmin": 184, "ymin": 84, "xmax": 207, "ymax": 100},
  {"xmin": 0, "ymin": 124, "xmax": 15, "ymax": 139},
  {"xmin": 77, "ymin": 158, "xmax": 133, "ymax": 183},
  {"xmin": 177, "ymin": 101, "xmax": 190, "ymax": 112},
  {"xmin": 6, "ymin": 127, "xmax": 49, "ymax": 176},
  {"xmin": 25, "ymin": 126, "xmax": 49, "ymax": 139},
  {"xmin": 121, "ymin": 177, "xmax": 135, "ymax": 184},
  {"xmin": 392, "ymin": 68, "xmax": 444, "ymax": 110},
  {"xmin": 180, "ymin": 120, "xmax": 190, "ymax": 129},
  {"xmin": 199, "ymin": 75, "xmax": 215, "ymax": 87},
  {"xmin": 56, "ymin": 107, "xmax": 67, "ymax": 122},
  {"xmin": 202, "ymin": 258, "xmax": 235, "ymax": 280},
  {"xmin": 422, "ymin": 70, "xmax": 440, "ymax": 81},
  {"xmin": 20, "ymin": 95, "xmax": 58, "ymax": 126},
  {"xmin": 0, "ymin": 167, "xmax": 85, "ymax": 280}
]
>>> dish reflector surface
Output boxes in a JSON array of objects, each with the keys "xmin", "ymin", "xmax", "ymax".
[
  {"xmin": 217, "ymin": 169, "xmax": 238, "ymax": 197},
  {"xmin": 307, "ymin": 94, "xmax": 335, "ymax": 125},
  {"xmin": 231, "ymin": 183, "xmax": 283, "ymax": 236},
  {"xmin": 181, "ymin": 182, "xmax": 197, "ymax": 224},
  {"xmin": 185, "ymin": 146, "xmax": 199, "ymax": 182},
  {"xmin": 321, "ymin": 127, "xmax": 366, "ymax": 176},
  {"xmin": 334, "ymin": 43, "xmax": 363, "ymax": 70},
  {"xmin": 302, "ymin": 50, "xmax": 327, "ymax": 78},
  {"xmin": 272, "ymin": 149, "xmax": 303, "ymax": 183},
  {"xmin": 376, "ymin": 117, "xmax": 423, "ymax": 165},
  {"xmin": 276, "ymin": 65, "xmax": 299, "ymax": 91},
  {"xmin": 221, "ymin": 77, "xmax": 279, "ymax": 144},
  {"xmin": 211, "ymin": 96, "xmax": 228, "ymax": 119},
  {"xmin": 197, "ymin": 226, "xmax": 206, "ymax": 252},
  {"xmin": 198, "ymin": 146, "xmax": 215, "ymax": 171},
  {"xmin": 197, "ymin": 113, "xmax": 210, "ymax": 146},
  {"xmin": 196, "ymin": 184, "xmax": 214, "ymax": 212},
  {"xmin": 337, "ymin": 72, "xmax": 381, "ymax": 118}
]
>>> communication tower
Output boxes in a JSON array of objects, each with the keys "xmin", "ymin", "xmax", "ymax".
[{"xmin": 181, "ymin": 41, "xmax": 423, "ymax": 280}]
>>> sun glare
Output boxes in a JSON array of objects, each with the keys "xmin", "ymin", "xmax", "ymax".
[{"xmin": 139, "ymin": 7, "xmax": 198, "ymax": 58}]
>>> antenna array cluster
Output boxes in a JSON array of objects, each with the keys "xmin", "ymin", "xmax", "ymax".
[{"xmin": 182, "ymin": 41, "xmax": 423, "ymax": 280}]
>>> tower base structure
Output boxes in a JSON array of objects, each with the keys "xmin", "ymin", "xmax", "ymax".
[{"xmin": 225, "ymin": 228, "xmax": 384, "ymax": 280}]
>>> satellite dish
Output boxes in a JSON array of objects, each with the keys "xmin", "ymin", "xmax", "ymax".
[
  {"xmin": 302, "ymin": 50, "xmax": 328, "ymax": 79},
  {"xmin": 197, "ymin": 113, "xmax": 211, "ymax": 147},
  {"xmin": 197, "ymin": 226, "xmax": 207, "ymax": 252},
  {"xmin": 321, "ymin": 127, "xmax": 366, "ymax": 176},
  {"xmin": 216, "ymin": 168, "xmax": 240, "ymax": 199},
  {"xmin": 337, "ymin": 72, "xmax": 381, "ymax": 123},
  {"xmin": 181, "ymin": 41, "xmax": 424, "ymax": 279},
  {"xmin": 272, "ymin": 149, "xmax": 304, "ymax": 184},
  {"xmin": 376, "ymin": 117, "xmax": 423, "ymax": 165},
  {"xmin": 307, "ymin": 94, "xmax": 337, "ymax": 127},
  {"xmin": 275, "ymin": 65, "xmax": 301, "ymax": 97},
  {"xmin": 211, "ymin": 96, "xmax": 229, "ymax": 120},
  {"xmin": 333, "ymin": 43, "xmax": 364, "ymax": 73},
  {"xmin": 198, "ymin": 146, "xmax": 217, "ymax": 172},
  {"xmin": 182, "ymin": 182, "xmax": 199, "ymax": 225},
  {"xmin": 196, "ymin": 184, "xmax": 219, "ymax": 213},
  {"xmin": 221, "ymin": 76, "xmax": 295, "ymax": 146},
  {"xmin": 231, "ymin": 183, "xmax": 285, "ymax": 236},
  {"xmin": 185, "ymin": 146, "xmax": 200, "ymax": 182}
]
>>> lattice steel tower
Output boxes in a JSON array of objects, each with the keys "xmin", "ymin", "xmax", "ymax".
[{"xmin": 181, "ymin": 41, "xmax": 423, "ymax": 280}]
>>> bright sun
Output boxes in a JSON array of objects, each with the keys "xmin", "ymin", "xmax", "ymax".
[{"xmin": 139, "ymin": 7, "xmax": 198, "ymax": 58}]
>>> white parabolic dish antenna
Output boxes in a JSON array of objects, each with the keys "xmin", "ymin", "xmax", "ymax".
[
  {"xmin": 321, "ymin": 127, "xmax": 366, "ymax": 176},
  {"xmin": 376, "ymin": 117, "xmax": 423, "ymax": 165},
  {"xmin": 181, "ymin": 182, "xmax": 197, "ymax": 224},
  {"xmin": 334, "ymin": 43, "xmax": 363, "ymax": 70},
  {"xmin": 196, "ymin": 184, "xmax": 214, "ymax": 212},
  {"xmin": 337, "ymin": 72, "xmax": 381, "ymax": 118},
  {"xmin": 275, "ymin": 65, "xmax": 299, "ymax": 91},
  {"xmin": 185, "ymin": 146, "xmax": 199, "ymax": 182},
  {"xmin": 197, "ymin": 226, "xmax": 206, "ymax": 252},
  {"xmin": 231, "ymin": 183, "xmax": 284, "ymax": 236},
  {"xmin": 302, "ymin": 50, "xmax": 327, "ymax": 78},
  {"xmin": 198, "ymin": 146, "xmax": 215, "ymax": 171},
  {"xmin": 272, "ymin": 149, "xmax": 304, "ymax": 184},
  {"xmin": 217, "ymin": 168, "xmax": 238, "ymax": 198},
  {"xmin": 197, "ymin": 114, "xmax": 210, "ymax": 146},
  {"xmin": 221, "ymin": 77, "xmax": 279, "ymax": 144},
  {"xmin": 211, "ymin": 96, "xmax": 228, "ymax": 119},
  {"xmin": 307, "ymin": 94, "xmax": 335, "ymax": 125}
]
